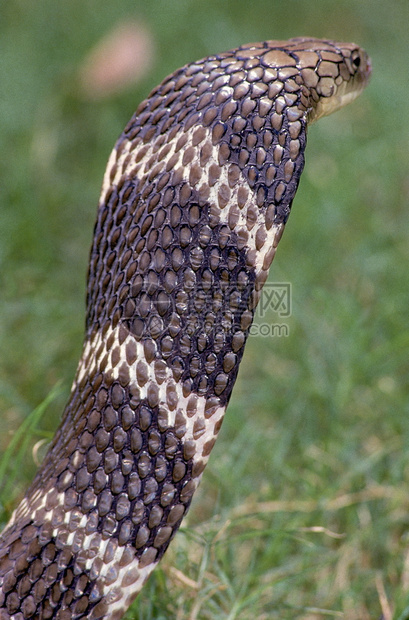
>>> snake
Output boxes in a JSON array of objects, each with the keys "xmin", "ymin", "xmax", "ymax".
[{"xmin": 0, "ymin": 37, "xmax": 371, "ymax": 619}]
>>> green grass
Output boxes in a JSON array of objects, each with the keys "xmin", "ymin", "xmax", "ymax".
[{"xmin": 1, "ymin": 1, "xmax": 408, "ymax": 618}]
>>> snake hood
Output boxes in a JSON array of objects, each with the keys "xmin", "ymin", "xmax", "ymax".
[{"xmin": 0, "ymin": 38, "xmax": 370, "ymax": 619}]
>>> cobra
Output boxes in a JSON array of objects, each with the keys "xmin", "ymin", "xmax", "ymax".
[{"xmin": 0, "ymin": 38, "xmax": 371, "ymax": 619}]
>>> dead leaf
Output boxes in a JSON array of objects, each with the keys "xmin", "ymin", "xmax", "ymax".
[{"xmin": 79, "ymin": 20, "xmax": 155, "ymax": 99}]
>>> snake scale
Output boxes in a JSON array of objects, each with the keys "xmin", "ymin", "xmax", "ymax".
[{"xmin": 0, "ymin": 38, "xmax": 371, "ymax": 619}]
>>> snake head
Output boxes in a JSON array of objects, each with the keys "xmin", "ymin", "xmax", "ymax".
[{"xmin": 284, "ymin": 37, "xmax": 372, "ymax": 123}]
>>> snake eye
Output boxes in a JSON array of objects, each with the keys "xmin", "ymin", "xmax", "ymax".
[{"xmin": 351, "ymin": 52, "xmax": 361, "ymax": 69}]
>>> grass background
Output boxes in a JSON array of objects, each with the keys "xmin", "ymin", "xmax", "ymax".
[{"xmin": 0, "ymin": 1, "xmax": 408, "ymax": 618}]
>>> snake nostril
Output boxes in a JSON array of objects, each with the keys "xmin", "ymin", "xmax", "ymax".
[{"xmin": 366, "ymin": 57, "xmax": 372, "ymax": 76}]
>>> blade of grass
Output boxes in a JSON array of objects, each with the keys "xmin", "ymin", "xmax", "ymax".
[{"xmin": 0, "ymin": 382, "xmax": 62, "ymax": 505}]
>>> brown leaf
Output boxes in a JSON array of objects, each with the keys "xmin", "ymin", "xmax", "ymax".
[{"xmin": 79, "ymin": 21, "xmax": 155, "ymax": 99}]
